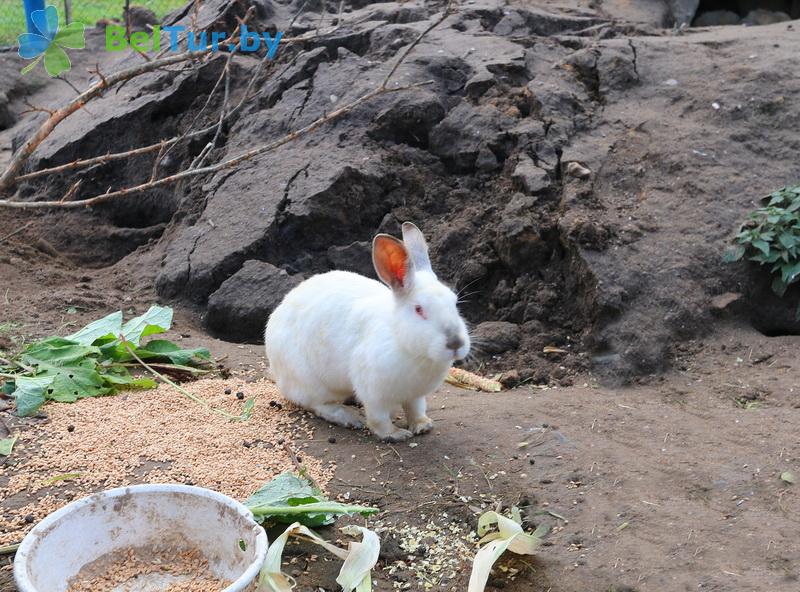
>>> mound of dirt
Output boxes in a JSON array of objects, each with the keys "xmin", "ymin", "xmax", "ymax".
[{"xmin": 2, "ymin": 0, "xmax": 800, "ymax": 384}]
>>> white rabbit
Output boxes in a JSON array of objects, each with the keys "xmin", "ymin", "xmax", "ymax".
[{"xmin": 264, "ymin": 222, "xmax": 470, "ymax": 441}]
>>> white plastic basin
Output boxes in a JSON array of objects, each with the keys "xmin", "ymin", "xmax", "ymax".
[{"xmin": 14, "ymin": 484, "xmax": 268, "ymax": 592}]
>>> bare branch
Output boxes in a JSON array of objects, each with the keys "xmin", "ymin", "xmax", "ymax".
[
  {"xmin": 14, "ymin": 46, "xmax": 301, "ymax": 184},
  {"xmin": 0, "ymin": 81, "xmax": 432, "ymax": 210},
  {"xmin": 0, "ymin": 3, "xmax": 453, "ymax": 209},
  {"xmin": 0, "ymin": 51, "xmax": 208, "ymax": 193}
]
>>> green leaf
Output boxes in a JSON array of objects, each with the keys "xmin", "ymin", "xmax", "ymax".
[
  {"xmin": 36, "ymin": 360, "xmax": 110, "ymax": 401},
  {"xmin": 21, "ymin": 339, "xmax": 99, "ymax": 367},
  {"xmin": 245, "ymin": 473, "xmax": 378, "ymax": 527},
  {"xmin": 101, "ymin": 368, "xmax": 158, "ymax": 389},
  {"xmin": 751, "ymin": 239, "xmax": 770, "ymax": 257},
  {"xmin": 137, "ymin": 339, "xmax": 210, "ymax": 365},
  {"xmin": 241, "ymin": 397, "xmax": 255, "ymax": 420},
  {"xmin": 121, "ymin": 305, "xmax": 173, "ymax": 346},
  {"xmin": 13, "ymin": 375, "xmax": 55, "ymax": 417},
  {"xmin": 0, "ymin": 436, "xmax": 18, "ymax": 456},
  {"xmin": 772, "ymin": 275, "xmax": 788, "ymax": 297},
  {"xmin": 722, "ymin": 245, "xmax": 745, "ymax": 262},
  {"xmin": 54, "ymin": 22, "xmax": 85, "ymax": 49},
  {"xmin": 781, "ymin": 471, "xmax": 796, "ymax": 484},
  {"xmin": 778, "ymin": 232, "xmax": 797, "ymax": 250},
  {"xmin": 43, "ymin": 44, "xmax": 71, "ymax": 77},
  {"xmin": 781, "ymin": 261, "xmax": 800, "ymax": 285},
  {"xmin": 67, "ymin": 311, "xmax": 123, "ymax": 345}
]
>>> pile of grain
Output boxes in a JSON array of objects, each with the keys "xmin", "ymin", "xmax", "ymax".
[
  {"xmin": 0, "ymin": 378, "xmax": 334, "ymax": 545},
  {"xmin": 66, "ymin": 544, "xmax": 229, "ymax": 592}
]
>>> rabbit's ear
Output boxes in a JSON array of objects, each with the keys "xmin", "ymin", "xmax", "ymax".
[
  {"xmin": 373, "ymin": 234, "xmax": 413, "ymax": 291},
  {"xmin": 401, "ymin": 222, "xmax": 432, "ymax": 272}
]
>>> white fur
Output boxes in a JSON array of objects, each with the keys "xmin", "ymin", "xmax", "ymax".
[{"xmin": 264, "ymin": 224, "xmax": 470, "ymax": 441}]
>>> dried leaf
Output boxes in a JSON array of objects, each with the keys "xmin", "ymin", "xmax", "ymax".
[
  {"xmin": 468, "ymin": 511, "xmax": 548, "ymax": 592},
  {"xmin": 257, "ymin": 522, "xmax": 379, "ymax": 592}
]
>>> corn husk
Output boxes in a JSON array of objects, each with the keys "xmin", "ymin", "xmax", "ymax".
[{"xmin": 446, "ymin": 368, "xmax": 502, "ymax": 392}]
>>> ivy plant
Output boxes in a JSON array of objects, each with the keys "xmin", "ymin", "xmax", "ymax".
[{"xmin": 725, "ymin": 185, "xmax": 800, "ymax": 318}]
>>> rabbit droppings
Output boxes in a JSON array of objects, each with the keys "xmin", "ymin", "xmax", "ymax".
[{"xmin": 264, "ymin": 222, "xmax": 470, "ymax": 442}]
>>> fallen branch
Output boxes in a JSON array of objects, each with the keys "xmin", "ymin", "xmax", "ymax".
[
  {"xmin": 0, "ymin": 51, "xmax": 207, "ymax": 193},
  {"xmin": 0, "ymin": 79, "xmax": 432, "ymax": 209},
  {"xmin": 13, "ymin": 39, "xmax": 300, "ymax": 184},
  {"xmin": 0, "ymin": 5, "xmax": 453, "ymax": 208}
]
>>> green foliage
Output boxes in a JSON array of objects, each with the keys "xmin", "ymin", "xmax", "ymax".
[
  {"xmin": 0, "ymin": 306, "xmax": 210, "ymax": 417},
  {"xmin": 725, "ymin": 185, "xmax": 800, "ymax": 318},
  {"xmin": 0, "ymin": 436, "xmax": 17, "ymax": 456},
  {"xmin": 245, "ymin": 472, "xmax": 378, "ymax": 527}
]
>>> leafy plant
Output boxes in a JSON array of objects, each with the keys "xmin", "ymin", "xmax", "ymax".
[
  {"xmin": 245, "ymin": 472, "xmax": 378, "ymax": 527},
  {"xmin": 725, "ymin": 185, "xmax": 800, "ymax": 318},
  {"xmin": 246, "ymin": 473, "xmax": 380, "ymax": 592},
  {"xmin": 0, "ymin": 306, "xmax": 212, "ymax": 417}
]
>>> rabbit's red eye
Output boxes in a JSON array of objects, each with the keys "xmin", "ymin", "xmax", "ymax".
[{"xmin": 415, "ymin": 305, "xmax": 426, "ymax": 319}]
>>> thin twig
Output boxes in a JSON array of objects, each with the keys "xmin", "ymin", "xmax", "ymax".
[
  {"xmin": 0, "ymin": 543, "xmax": 20, "ymax": 555},
  {"xmin": 60, "ymin": 179, "xmax": 82, "ymax": 203},
  {"xmin": 0, "ymin": 221, "xmax": 33, "ymax": 245},
  {"xmin": 282, "ymin": 440, "xmax": 323, "ymax": 492}
]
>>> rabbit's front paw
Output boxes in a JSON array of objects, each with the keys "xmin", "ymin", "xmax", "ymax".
[
  {"xmin": 409, "ymin": 416, "xmax": 434, "ymax": 435},
  {"xmin": 381, "ymin": 428, "xmax": 413, "ymax": 443}
]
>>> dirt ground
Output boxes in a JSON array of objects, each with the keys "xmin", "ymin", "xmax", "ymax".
[
  {"xmin": 1, "ymin": 209, "xmax": 798, "ymax": 592},
  {"xmin": 2, "ymin": 1, "xmax": 800, "ymax": 590}
]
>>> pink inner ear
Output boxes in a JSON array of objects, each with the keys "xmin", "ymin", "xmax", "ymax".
[
  {"xmin": 376, "ymin": 237, "xmax": 409, "ymax": 288},
  {"xmin": 389, "ymin": 252, "xmax": 406, "ymax": 286}
]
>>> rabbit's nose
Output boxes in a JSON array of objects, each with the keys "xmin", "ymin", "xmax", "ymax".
[{"xmin": 446, "ymin": 335, "xmax": 465, "ymax": 352}]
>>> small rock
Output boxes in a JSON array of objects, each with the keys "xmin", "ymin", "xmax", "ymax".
[
  {"xmin": 465, "ymin": 70, "xmax": 495, "ymax": 99},
  {"xmin": 475, "ymin": 146, "xmax": 500, "ymax": 172},
  {"xmin": 565, "ymin": 161, "xmax": 591, "ymax": 179},
  {"xmin": 224, "ymin": 388, "xmax": 232, "ymax": 395},
  {"xmin": 24, "ymin": 514, "xmax": 34, "ymax": 523},
  {"xmin": 236, "ymin": 391, "xmax": 245, "ymax": 400},
  {"xmin": 67, "ymin": 425, "xmax": 75, "ymax": 433},
  {"xmin": 328, "ymin": 436, "xmax": 337, "ymax": 444},
  {"xmin": 512, "ymin": 155, "xmax": 550, "ymax": 194}
]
